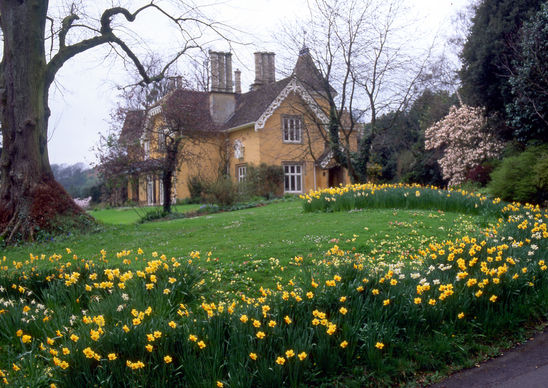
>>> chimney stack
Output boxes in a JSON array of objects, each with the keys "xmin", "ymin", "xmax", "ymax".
[
  {"xmin": 234, "ymin": 69, "xmax": 241, "ymax": 94},
  {"xmin": 209, "ymin": 51, "xmax": 233, "ymax": 93},
  {"xmin": 251, "ymin": 52, "xmax": 276, "ymax": 90}
]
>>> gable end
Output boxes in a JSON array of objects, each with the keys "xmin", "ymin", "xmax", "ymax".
[{"xmin": 254, "ymin": 77, "xmax": 329, "ymax": 131}]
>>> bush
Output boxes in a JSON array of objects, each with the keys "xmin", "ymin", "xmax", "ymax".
[
  {"xmin": 187, "ymin": 165, "xmax": 284, "ymax": 206},
  {"xmin": 465, "ymin": 162, "xmax": 495, "ymax": 186},
  {"xmin": 425, "ymin": 105, "xmax": 504, "ymax": 186},
  {"xmin": 203, "ymin": 176, "xmax": 240, "ymax": 206},
  {"xmin": 488, "ymin": 145, "xmax": 548, "ymax": 204},
  {"xmin": 242, "ymin": 163, "xmax": 284, "ymax": 199},
  {"xmin": 187, "ymin": 175, "xmax": 207, "ymax": 203}
]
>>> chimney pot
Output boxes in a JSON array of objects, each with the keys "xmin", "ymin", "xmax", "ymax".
[
  {"xmin": 234, "ymin": 69, "xmax": 241, "ymax": 94},
  {"xmin": 209, "ymin": 51, "xmax": 219, "ymax": 92},
  {"xmin": 252, "ymin": 52, "xmax": 275, "ymax": 90},
  {"xmin": 210, "ymin": 51, "xmax": 233, "ymax": 93}
]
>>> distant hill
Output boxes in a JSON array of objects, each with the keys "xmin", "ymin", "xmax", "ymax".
[{"xmin": 52, "ymin": 163, "xmax": 101, "ymax": 202}]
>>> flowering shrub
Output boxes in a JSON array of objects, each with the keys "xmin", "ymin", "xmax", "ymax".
[
  {"xmin": 73, "ymin": 196, "xmax": 92, "ymax": 209},
  {"xmin": 424, "ymin": 105, "xmax": 504, "ymax": 186},
  {"xmin": 0, "ymin": 186, "xmax": 546, "ymax": 387}
]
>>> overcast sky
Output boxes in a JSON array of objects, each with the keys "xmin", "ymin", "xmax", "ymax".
[{"xmin": 47, "ymin": 0, "xmax": 471, "ymax": 167}]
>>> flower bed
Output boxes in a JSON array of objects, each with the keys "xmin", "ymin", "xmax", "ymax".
[{"xmin": 0, "ymin": 185, "xmax": 546, "ymax": 386}]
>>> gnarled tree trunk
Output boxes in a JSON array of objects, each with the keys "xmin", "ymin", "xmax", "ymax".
[{"xmin": 0, "ymin": 0, "xmax": 84, "ymax": 243}]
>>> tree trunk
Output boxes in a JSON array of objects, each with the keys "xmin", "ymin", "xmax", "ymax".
[
  {"xmin": 162, "ymin": 148, "xmax": 178, "ymax": 214},
  {"xmin": 0, "ymin": 0, "xmax": 85, "ymax": 243}
]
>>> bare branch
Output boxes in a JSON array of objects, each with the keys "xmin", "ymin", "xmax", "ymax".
[{"xmin": 59, "ymin": 13, "xmax": 80, "ymax": 48}]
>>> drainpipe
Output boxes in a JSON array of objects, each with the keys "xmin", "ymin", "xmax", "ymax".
[{"xmin": 313, "ymin": 163, "xmax": 317, "ymax": 191}]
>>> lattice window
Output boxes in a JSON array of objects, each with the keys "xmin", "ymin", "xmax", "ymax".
[
  {"xmin": 283, "ymin": 116, "xmax": 302, "ymax": 143},
  {"xmin": 284, "ymin": 164, "xmax": 303, "ymax": 193}
]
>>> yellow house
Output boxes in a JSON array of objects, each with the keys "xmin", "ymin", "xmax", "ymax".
[{"xmin": 125, "ymin": 47, "xmax": 356, "ymax": 205}]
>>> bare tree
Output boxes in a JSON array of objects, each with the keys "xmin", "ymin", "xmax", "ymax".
[
  {"xmin": 0, "ymin": 0, "xmax": 230, "ymax": 243},
  {"xmin": 282, "ymin": 0, "xmax": 437, "ymax": 182},
  {"xmin": 151, "ymin": 88, "xmax": 217, "ymax": 213}
]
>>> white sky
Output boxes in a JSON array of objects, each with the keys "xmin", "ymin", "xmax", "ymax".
[{"xmin": 47, "ymin": 0, "xmax": 471, "ymax": 167}]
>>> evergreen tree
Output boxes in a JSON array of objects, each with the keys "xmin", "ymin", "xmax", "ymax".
[
  {"xmin": 506, "ymin": 2, "xmax": 548, "ymax": 143},
  {"xmin": 459, "ymin": 0, "xmax": 542, "ymax": 117}
]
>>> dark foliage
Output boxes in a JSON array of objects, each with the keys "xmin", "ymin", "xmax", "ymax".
[
  {"xmin": 459, "ymin": 0, "xmax": 542, "ymax": 118},
  {"xmin": 465, "ymin": 163, "xmax": 495, "ymax": 186},
  {"xmin": 242, "ymin": 163, "xmax": 284, "ymax": 199},
  {"xmin": 367, "ymin": 89, "xmax": 457, "ymax": 186},
  {"xmin": 506, "ymin": 2, "xmax": 548, "ymax": 143}
]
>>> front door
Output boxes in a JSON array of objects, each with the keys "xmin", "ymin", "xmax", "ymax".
[{"xmin": 328, "ymin": 166, "xmax": 344, "ymax": 187}]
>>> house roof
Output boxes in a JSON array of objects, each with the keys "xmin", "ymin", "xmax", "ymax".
[
  {"xmin": 292, "ymin": 47, "xmax": 332, "ymax": 96},
  {"xmin": 223, "ymin": 48, "xmax": 330, "ymax": 130},
  {"xmin": 120, "ymin": 110, "xmax": 145, "ymax": 144},
  {"xmin": 121, "ymin": 47, "xmax": 331, "ymax": 139},
  {"xmin": 222, "ymin": 77, "xmax": 291, "ymax": 130},
  {"xmin": 163, "ymin": 88, "xmax": 218, "ymax": 132}
]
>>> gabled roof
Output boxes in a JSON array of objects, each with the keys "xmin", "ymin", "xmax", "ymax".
[
  {"xmin": 122, "ymin": 47, "xmax": 332, "ymax": 140},
  {"xmin": 222, "ymin": 78, "xmax": 291, "ymax": 130},
  {"xmin": 224, "ymin": 48, "xmax": 331, "ymax": 131},
  {"xmin": 292, "ymin": 46, "xmax": 333, "ymax": 96}
]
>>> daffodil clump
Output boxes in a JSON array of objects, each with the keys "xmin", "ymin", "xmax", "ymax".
[
  {"xmin": 0, "ymin": 186, "xmax": 546, "ymax": 387},
  {"xmin": 301, "ymin": 183, "xmax": 504, "ymax": 216}
]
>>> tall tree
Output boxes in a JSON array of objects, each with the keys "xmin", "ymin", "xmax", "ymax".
[
  {"xmin": 506, "ymin": 2, "xmax": 548, "ymax": 143},
  {"xmin": 0, "ymin": 0, "xmax": 227, "ymax": 242},
  {"xmin": 459, "ymin": 0, "xmax": 542, "ymax": 117},
  {"xmin": 284, "ymin": 0, "xmax": 435, "ymax": 182}
]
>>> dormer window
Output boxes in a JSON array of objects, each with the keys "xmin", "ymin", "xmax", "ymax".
[{"xmin": 283, "ymin": 116, "xmax": 302, "ymax": 143}]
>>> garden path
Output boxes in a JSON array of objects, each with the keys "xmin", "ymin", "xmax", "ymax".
[{"xmin": 430, "ymin": 327, "xmax": 548, "ymax": 388}]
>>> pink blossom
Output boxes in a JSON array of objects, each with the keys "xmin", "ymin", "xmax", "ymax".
[{"xmin": 425, "ymin": 105, "xmax": 504, "ymax": 186}]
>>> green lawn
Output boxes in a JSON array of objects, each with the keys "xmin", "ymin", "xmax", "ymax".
[
  {"xmin": 1, "ymin": 193, "xmax": 545, "ymax": 388},
  {"xmin": 2, "ymin": 201, "xmax": 480, "ymax": 289},
  {"xmin": 88, "ymin": 204, "xmax": 201, "ymax": 225}
]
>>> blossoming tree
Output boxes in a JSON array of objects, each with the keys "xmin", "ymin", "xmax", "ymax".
[{"xmin": 425, "ymin": 105, "xmax": 504, "ymax": 186}]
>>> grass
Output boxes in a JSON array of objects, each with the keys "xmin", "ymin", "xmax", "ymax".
[
  {"xmin": 88, "ymin": 204, "xmax": 201, "ymax": 225},
  {"xmin": 1, "ymin": 186, "xmax": 546, "ymax": 387},
  {"xmin": 2, "ymin": 201, "xmax": 480, "ymax": 290}
]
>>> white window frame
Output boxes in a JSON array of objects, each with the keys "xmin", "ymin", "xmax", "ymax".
[
  {"xmin": 282, "ymin": 116, "xmax": 302, "ymax": 143},
  {"xmin": 284, "ymin": 164, "xmax": 303, "ymax": 193},
  {"xmin": 237, "ymin": 165, "xmax": 247, "ymax": 183},
  {"xmin": 147, "ymin": 176, "xmax": 154, "ymax": 205}
]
